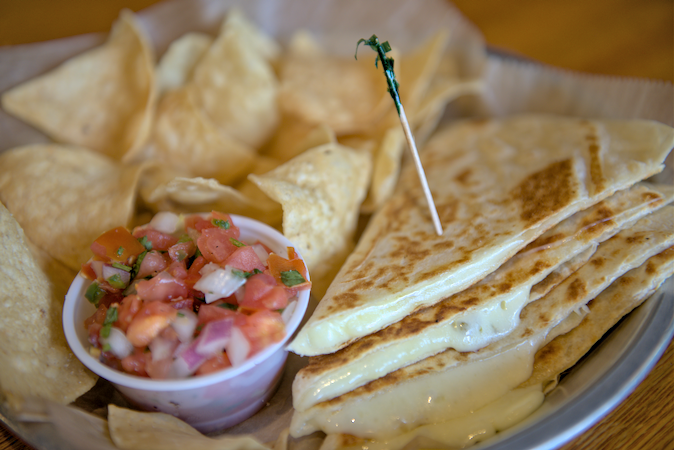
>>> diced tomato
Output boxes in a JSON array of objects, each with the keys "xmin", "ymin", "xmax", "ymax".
[
  {"xmin": 267, "ymin": 253, "xmax": 311, "ymax": 291},
  {"xmin": 168, "ymin": 241, "xmax": 196, "ymax": 263},
  {"xmin": 224, "ymin": 246, "xmax": 266, "ymax": 273},
  {"xmin": 145, "ymin": 357, "xmax": 173, "ymax": 379},
  {"xmin": 88, "ymin": 323, "xmax": 103, "ymax": 348},
  {"xmin": 238, "ymin": 310, "xmax": 285, "ymax": 354},
  {"xmin": 185, "ymin": 214, "xmax": 213, "ymax": 232},
  {"xmin": 99, "ymin": 290, "xmax": 124, "ymax": 309},
  {"xmin": 184, "ymin": 255, "xmax": 207, "ymax": 287},
  {"xmin": 135, "ymin": 250, "xmax": 171, "ymax": 280},
  {"xmin": 84, "ymin": 303, "xmax": 108, "ymax": 330},
  {"xmin": 197, "ymin": 304, "xmax": 244, "ymax": 327},
  {"xmin": 240, "ymin": 273, "xmax": 289, "ymax": 310},
  {"xmin": 195, "ymin": 352, "xmax": 231, "ymax": 376},
  {"xmin": 91, "ymin": 227, "xmax": 146, "ymax": 263},
  {"xmin": 132, "ymin": 228, "xmax": 179, "ymax": 251},
  {"xmin": 287, "ymin": 246, "xmax": 299, "ymax": 260},
  {"xmin": 135, "ymin": 272, "xmax": 190, "ymax": 302},
  {"xmin": 121, "ymin": 349, "xmax": 149, "ymax": 377},
  {"xmin": 81, "ymin": 262, "xmax": 97, "ymax": 280},
  {"xmin": 166, "ymin": 260, "xmax": 188, "ymax": 280},
  {"xmin": 115, "ymin": 294, "xmax": 143, "ymax": 332},
  {"xmin": 197, "ymin": 228, "xmax": 239, "ymax": 264},
  {"xmin": 126, "ymin": 301, "xmax": 178, "ymax": 347}
]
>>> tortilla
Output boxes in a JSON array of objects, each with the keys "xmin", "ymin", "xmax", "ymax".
[
  {"xmin": 190, "ymin": 8, "xmax": 280, "ymax": 149},
  {"xmin": 0, "ymin": 144, "xmax": 149, "ymax": 271},
  {"xmin": 0, "ymin": 202, "xmax": 97, "ymax": 409},
  {"xmin": 288, "ymin": 115, "xmax": 674, "ymax": 357},
  {"xmin": 249, "ymin": 143, "xmax": 371, "ymax": 297},
  {"xmin": 107, "ymin": 404, "xmax": 271, "ymax": 450},
  {"xmin": 1, "ymin": 10, "xmax": 155, "ymax": 161},
  {"xmin": 292, "ymin": 183, "xmax": 674, "ymax": 411},
  {"xmin": 522, "ymin": 245, "xmax": 674, "ymax": 393},
  {"xmin": 291, "ymin": 205, "xmax": 674, "ymax": 439}
]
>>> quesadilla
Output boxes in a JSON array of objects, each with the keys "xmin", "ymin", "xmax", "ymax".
[
  {"xmin": 288, "ymin": 115, "xmax": 674, "ymax": 356},
  {"xmin": 290, "ymin": 205, "xmax": 674, "ymax": 439},
  {"xmin": 292, "ymin": 183, "xmax": 673, "ymax": 411},
  {"xmin": 318, "ymin": 247, "xmax": 674, "ymax": 450}
]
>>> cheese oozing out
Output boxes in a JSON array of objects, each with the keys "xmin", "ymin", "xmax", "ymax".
[
  {"xmin": 295, "ymin": 284, "xmax": 531, "ymax": 411},
  {"xmin": 291, "ymin": 338, "xmax": 541, "ymax": 440}
]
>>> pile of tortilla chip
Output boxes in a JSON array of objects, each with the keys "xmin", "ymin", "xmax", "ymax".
[{"xmin": 0, "ymin": 5, "xmax": 481, "ymax": 418}]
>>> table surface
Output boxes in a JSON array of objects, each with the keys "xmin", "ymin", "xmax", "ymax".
[{"xmin": 0, "ymin": 1, "xmax": 672, "ymax": 449}]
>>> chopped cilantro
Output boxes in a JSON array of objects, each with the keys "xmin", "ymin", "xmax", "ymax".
[
  {"xmin": 100, "ymin": 324, "xmax": 112, "ymax": 339},
  {"xmin": 138, "ymin": 236, "xmax": 152, "ymax": 250},
  {"xmin": 107, "ymin": 273, "xmax": 126, "ymax": 289},
  {"xmin": 177, "ymin": 312, "xmax": 185, "ymax": 317},
  {"xmin": 112, "ymin": 262, "xmax": 132, "ymax": 272},
  {"xmin": 212, "ymin": 218, "xmax": 230, "ymax": 229},
  {"xmin": 229, "ymin": 237, "xmax": 245, "ymax": 247},
  {"xmin": 85, "ymin": 282, "xmax": 106, "ymax": 307},
  {"xmin": 116, "ymin": 246, "xmax": 125, "ymax": 257},
  {"xmin": 102, "ymin": 343, "xmax": 111, "ymax": 352},
  {"xmin": 217, "ymin": 303, "xmax": 238, "ymax": 311},
  {"xmin": 132, "ymin": 250, "xmax": 147, "ymax": 278},
  {"xmin": 177, "ymin": 234, "xmax": 192, "ymax": 243},
  {"xmin": 104, "ymin": 306, "xmax": 118, "ymax": 325},
  {"xmin": 281, "ymin": 270, "xmax": 306, "ymax": 287},
  {"xmin": 231, "ymin": 268, "xmax": 251, "ymax": 279}
]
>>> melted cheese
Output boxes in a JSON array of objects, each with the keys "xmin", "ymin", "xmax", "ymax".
[
  {"xmin": 295, "ymin": 284, "xmax": 531, "ymax": 411},
  {"xmin": 288, "ymin": 238, "xmax": 524, "ymax": 356},
  {"xmin": 322, "ymin": 385, "xmax": 544, "ymax": 450},
  {"xmin": 291, "ymin": 338, "xmax": 539, "ymax": 440}
]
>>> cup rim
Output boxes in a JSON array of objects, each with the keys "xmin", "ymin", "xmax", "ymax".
[{"xmin": 62, "ymin": 214, "xmax": 310, "ymax": 392}]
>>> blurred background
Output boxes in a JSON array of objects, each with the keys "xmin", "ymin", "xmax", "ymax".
[{"xmin": 0, "ymin": 0, "xmax": 672, "ymax": 82}]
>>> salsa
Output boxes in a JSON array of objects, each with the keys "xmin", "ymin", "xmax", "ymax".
[{"xmin": 81, "ymin": 211, "xmax": 310, "ymax": 379}]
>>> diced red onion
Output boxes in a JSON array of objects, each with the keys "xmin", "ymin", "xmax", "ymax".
[
  {"xmin": 225, "ymin": 327, "xmax": 250, "ymax": 367},
  {"xmin": 170, "ymin": 339, "xmax": 206, "ymax": 378},
  {"xmin": 102, "ymin": 264, "xmax": 131, "ymax": 286},
  {"xmin": 149, "ymin": 211, "xmax": 180, "ymax": 234},
  {"xmin": 195, "ymin": 318, "xmax": 233, "ymax": 357},
  {"xmin": 170, "ymin": 309, "xmax": 198, "ymax": 342},
  {"xmin": 100, "ymin": 327, "xmax": 133, "ymax": 359},
  {"xmin": 251, "ymin": 244, "xmax": 270, "ymax": 265},
  {"xmin": 194, "ymin": 265, "xmax": 246, "ymax": 303}
]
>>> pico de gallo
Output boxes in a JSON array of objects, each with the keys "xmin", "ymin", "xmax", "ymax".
[{"xmin": 81, "ymin": 211, "xmax": 310, "ymax": 379}]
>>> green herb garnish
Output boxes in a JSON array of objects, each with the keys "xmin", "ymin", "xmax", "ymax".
[
  {"xmin": 177, "ymin": 234, "xmax": 192, "ymax": 243},
  {"xmin": 212, "ymin": 218, "xmax": 231, "ymax": 229},
  {"xmin": 112, "ymin": 262, "xmax": 132, "ymax": 272},
  {"xmin": 107, "ymin": 273, "xmax": 126, "ymax": 289},
  {"xmin": 138, "ymin": 236, "xmax": 152, "ymax": 251},
  {"xmin": 85, "ymin": 282, "xmax": 106, "ymax": 307},
  {"xmin": 281, "ymin": 269, "xmax": 306, "ymax": 287},
  {"xmin": 216, "ymin": 303, "xmax": 238, "ymax": 311},
  {"xmin": 116, "ymin": 246, "xmax": 125, "ymax": 257},
  {"xmin": 231, "ymin": 268, "xmax": 251, "ymax": 278},
  {"xmin": 229, "ymin": 238, "xmax": 245, "ymax": 248},
  {"xmin": 355, "ymin": 35, "xmax": 401, "ymax": 114}
]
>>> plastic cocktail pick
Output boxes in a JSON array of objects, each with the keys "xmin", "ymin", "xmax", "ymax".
[{"xmin": 355, "ymin": 35, "xmax": 443, "ymax": 236}]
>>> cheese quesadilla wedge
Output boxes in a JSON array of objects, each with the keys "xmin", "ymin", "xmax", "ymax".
[
  {"xmin": 317, "ymin": 246, "xmax": 674, "ymax": 450},
  {"xmin": 288, "ymin": 115, "xmax": 674, "ymax": 356},
  {"xmin": 292, "ymin": 183, "xmax": 674, "ymax": 411},
  {"xmin": 290, "ymin": 206, "xmax": 674, "ymax": 439}
]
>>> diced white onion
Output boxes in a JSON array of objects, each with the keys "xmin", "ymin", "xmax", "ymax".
[
  {"xmin": 281, "ymin": 300, "xmax": 297, "ymax": 324},
  {"xmin": 149, "ymin": 211, "xmax": 180, "ymax": 234},
  {"xmin": 171, "ymin": 309, "xmax": 198, "ymax": 342},
  {"xmin": 251, "ymin": 244, "xmax": 270, "ymax": 265},
  {"xmin": 149, "ymin": 336, "xmax": 177, "ymax": 362},
  {"xmin": 100, "ymin": 327, "xmax": 134, "ymax": 359},
  {"xmin": 225, "ymin": 327, "xmax": 250, "ymax": 367},
  {"xmin": 234, "ymin": 285, "xmax": 246, "ymax": 303},
  {"xmin": 194, "ymin": 265, "xmax": 247, "ymax": 303},
  {"xmin": 90, "ymin": 260, "xmax": 104, "ymax": 279}
]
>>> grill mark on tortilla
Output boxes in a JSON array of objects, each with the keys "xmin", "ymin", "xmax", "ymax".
[
  {"xmin": 585, "ymin": 127, "xmax": 607, "ymax": 195},
  {"xmin": 565, "ymin": 278, "xmax": 587, "ymax": 304},
  {"xmin": 512, "ymin": 159, "xmax": 578, "ymax": 226}
]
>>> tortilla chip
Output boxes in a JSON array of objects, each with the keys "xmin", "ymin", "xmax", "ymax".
[
  {"xmin": 107, "ymin": 404, "xmax": 270, "ymax": 450},
  {"xmin": 278, "ymin": 32, "xmax": 393, "ymax": 136},
  {"xmin": 156, "ymin": 32, "xmax": 214, "ymax": 94},
  {"xmin": 0, "ymin": 144, "xmax": 148, "ymax": 271},
  {"xmin": 249, "ymin": 143, "xmax": 371, "ymax": 295},
  {"xmin": 190, "ymin": 9, "xmax": 280, "ymax": 149},
  {"xmin": 1, "ymin": 10, "xmax": 155, "ymax": 161},
  {"xmin": 262, "ymin": 113, "xmax": 336, "ymax": 162},
  {"xmin": 146, "ymin": 87, "xmax": 256, "ymax": 185},
  {"xmin": 0, "ymin": 202, "xmax": 96, "ymax": 409}
]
